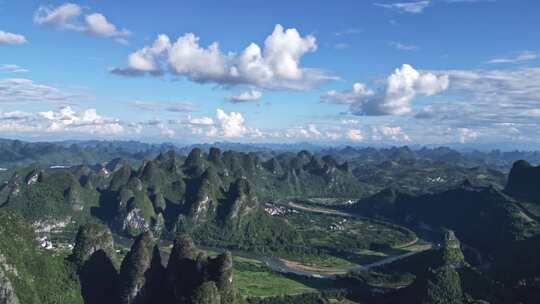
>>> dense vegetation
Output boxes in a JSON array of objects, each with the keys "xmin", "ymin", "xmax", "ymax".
[
  {"xmin": 0, "ymin": 211, "xmax": 83, "ymax": 304},
  {"xmin": 1, "ymin": 141, "xmax": 540, "ymax": 303}
]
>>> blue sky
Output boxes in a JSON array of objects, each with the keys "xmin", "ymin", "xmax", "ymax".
[{"xmin": 1, "ymin": 0, "xmax": 539, "ymax": 146}]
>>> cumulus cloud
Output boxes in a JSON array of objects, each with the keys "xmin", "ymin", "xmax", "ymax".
[
  {"xmin": 112, "ymin": 24, "xmax": 333, "ymax": 90},
  {"xmin": 33, "ymin": 3, "xmax": 82, "ymax": 29},
  {"xmin": 34, "ymin": 3, "xmax": 130, "ymax": 42},
  {"xmin": 284, "ymin": 125, "xmax": 324, "ymax": 139},
  {"xmin": 0, "ymin": 106, "xmax": 123, "ymax": 135},
  {"xmin": 372, "ymin": 125, "xmax": 411, "ymax": 142},
  {"xmin": 322, "ymin": 64, "xmax": 449, "ymax": 115},
  {"xmin": 178, "ymin": 109, "xmax": 257, "ymax": 138},
  {"xmin": 0, "ymin": 64, "xmax": 29, "ymax": 73},
  {"xmin": 0, "ymin": 78, "xmax": 72, "ymax": 103},
  {"xmin": 374, "ymin": 1, "xmax": 430, "ymax": 13},
  {"xmin": 487, "ymin": 51, "xmax": 538, "ymax": 64},
  {"xmin": 227, "ymin": 89, "xmax": 263, "ymax": 103},
  {"xmin": 216, "ymin": 109, "xmax": 247, "ymax": 137},
  {"xmin": 0, "ymin": 31, "xmax": 27, "ymax": 45},
  {"xmin": 39, "ymin": 106, "xmax": 123, "ymax": 134},
  {"xmin": 85, "ymin": 13, "xmax": 131, "ymax": 40}
]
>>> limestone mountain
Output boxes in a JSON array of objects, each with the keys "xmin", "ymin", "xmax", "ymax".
[
  {"xmin": 2, "ymin": 148, "xmax": 360, "ymax": 254},
  {"xmin": 118, "ymin": 232, "xmax": 167, "ymax": 304},
  {"xmin": 69, "ymin": 224, "xmax": 119, "ymax": 304},
  {"xmin": 505, "ymin": 160, "xmax": 540, "ymax": 203},
  {"xmin": 68, "ymin": 225, "xmax": 243, "ymax": 304}
]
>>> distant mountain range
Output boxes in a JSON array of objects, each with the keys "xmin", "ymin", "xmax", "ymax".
[{"xmin": 1, "ymin": 137, "xmax": 540, "ymax": 172}]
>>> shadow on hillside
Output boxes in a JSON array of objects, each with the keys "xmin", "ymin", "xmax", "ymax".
[{"xmin": 90, "ymin": 190, "xmax": 118, "ymax": 223}]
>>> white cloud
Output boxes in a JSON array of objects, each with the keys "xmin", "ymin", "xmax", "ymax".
[
  {"xmin": 184, "ymin": 115, "xmax": 215, "ymax": 126},
  {"xmin": 322, "ymin": 64, "xmax": 449, "ymax": 115},
  {"xmin": 216, "ymin": 108, "xmax": 247, "ymax": 137},
  {"xmin": 372, "ymin": 125, "xmax": 411, "ymax": 142},
  {"xmin": 125, "ymin": 34, "xmax": 171, "ymax": 73},
  {"xmin": 0, "ymin": 31, "xmax": 27, "ymax": 45},
  {"xmin": 0, "ymin": 106, "xmax": 123, "ymax": 135},
  {"xmin": 412, "ymin": 67, "xmax": 540, "ymax": 140},
  {"xmin": 374, "ymin": 1, "xmax": 430, "ymax": 13},
  {"xmin": 33, "ymin": 3, "xmax": 83, "ymax": 29},
  {"xmin": 321, "ymin": 83, "xmax": 375, "ymax": 105},
  {"xmin": 112, "ymin": 24, "xmax": 333, "ymax": 90},
  {"xmin": 308, "ymin": 124, "xmax": 322, "ymax": 136},
  {"xmin": 0, "ymin": 78, "xmax": 71, "ymax": 103},
  {"xmin": 390, "ymin": 41, "xmax": 419, "ymax": 51},
  {"xmin": 0, "ymin": 64, "xmax": 29, "ymax": 73},
  {"xmin": 285, "ymin": 126, "xmax": 322, "ymax": 139},
  {"xmin": 227, "ymin": 89, "xmax": 263, "ymax": 103},
  {"xmin": 487, "ymin": 51, "xmax": 538, "ymax": 64},
  {"xmin": 156, "ymin": 122, "xmax": 175, "ymax": 138},
  {"xmin": 454, "ymin": 127, "xmax": 478, "ymax": 143},
  {"xmin": 434, "ymin": 67, "xmax": 540, "ymax": 106},
  {"xmin": 39, "ymin": 106, "xmax": 123, "ymax": 134},
  {"xmin": 85, "ymin": 13, "xmax": 131, "ymax": 40},
  {"xmin": 179, "ymin": 109, "xmax": 266, "ymax": 138},
  {"xmin": 0, "ymin": 110, "xmax": 33, "ymax": 120},
  {"xmin": 347, "ymin": 129, "xmax": 364, "ymax": 141},
  {"xmin": 278, "ymin": 121, "xmax": 412, "ymax": 143},
  {"xmin": 34, "ymin": 3, "xmax": 130, "ymax": 42}
]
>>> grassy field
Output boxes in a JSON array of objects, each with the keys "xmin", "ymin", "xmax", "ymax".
[
  {"xmin": 204, "ymin": 250, "xmax": 315, "ymax": 298},
  {"xmin": 288, "ymin": 254, "xmax": 355, "ymax": 268},
  {"xmin": 233, "ymin": 256, "xmax": 316, "ymax": 298}
]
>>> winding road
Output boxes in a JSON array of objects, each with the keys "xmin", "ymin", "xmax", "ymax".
[{"xmin": 259, "ymin": 202, "xmax": 433, "ymax": 279}]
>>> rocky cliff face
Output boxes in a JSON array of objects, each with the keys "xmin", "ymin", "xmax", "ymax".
[{"xmin": 0, "ymin": 266, "xmax": 19, "ymax": 304}]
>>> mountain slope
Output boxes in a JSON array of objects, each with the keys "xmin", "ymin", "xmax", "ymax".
[{"xmin": 0, "ymin": 211, "xmax": 83, "ymax": 304}]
